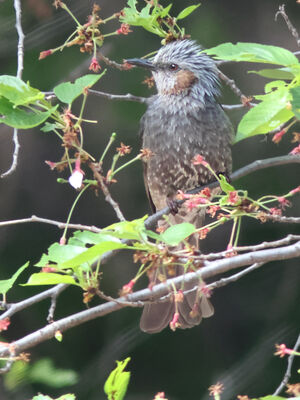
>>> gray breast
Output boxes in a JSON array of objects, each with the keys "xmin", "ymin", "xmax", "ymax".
[{"xmin": 141, "ymin": 96, "xmax": 233, "ymax": 209}]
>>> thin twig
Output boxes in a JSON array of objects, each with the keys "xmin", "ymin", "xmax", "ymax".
[
  {"xmin": 98, "ymin": 52, "xmax": 130, "ymax": 71},
  {"xmin": 207, "ymin": 262, "xmax": 264, "ymax": 289},
  {"xmin": 46, "ymin": 284, "xmax": 67, "ymax": 323},
  {"xmin": 1, "ymin": 0, "xmax": 25, "ymax": 178},
  {"xmin": 0, "ymin": 240, "xmax": 299, "ymax": 358},
  {"xmin": 144, "ymin": 155, "xmax": 300, "ymax": 230},
  {"xmin": 264, "ymin": 215, "xmax": 300, "ymax": 224},
  {"xmin": 172, "ymin": 234, "xmax": 300, "ymax": 261},
  {"xmin": 0, "ymin": 215, "xmax": 101, "ymax": 232},
  {"xmin": 273, "ymin": 333, "xmax": 300, "ymax": 395},
  {"xmin": 218, "ymin": 70, "xmax": 248, "ymax": 101},
  {"xmin": 275, "ymin": 4, "xmax": 300, "ymax": 48},
  {"xmin": 88, "ymin": 89, "xmax": 148, "ymax": 104},
  {"xmin": 0, "ymin": 284, "xmax": 68, "ymax": 320},
  {"xmin": 90, "ymin": 163, "xmax": 126, "ymax": 222}
]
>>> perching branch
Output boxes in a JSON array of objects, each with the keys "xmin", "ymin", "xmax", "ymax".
[
  {"xmin": 1, "ymin": 0, "xmax": 25, "ymax": 178},
  {"xmin": 0, "ymin": 240, "xmax": 299, "ymax": 359},
  {"xmin": 144, "ymin": 155, "xmax": 300, "ymax": 230}
]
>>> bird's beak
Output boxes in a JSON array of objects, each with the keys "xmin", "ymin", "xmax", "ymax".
[{"xmin": 126, "ymin": 58, "xmax": 156, "ymax": 70}]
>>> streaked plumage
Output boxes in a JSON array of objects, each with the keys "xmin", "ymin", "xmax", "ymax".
[{"xmin": 127, "ymin": 40, "xmax": 233, "ymax": 333}]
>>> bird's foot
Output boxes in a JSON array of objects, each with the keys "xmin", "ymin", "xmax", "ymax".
[{"xmin": 167, "ymin": 198, "xmax": 179, "ymax": 215}]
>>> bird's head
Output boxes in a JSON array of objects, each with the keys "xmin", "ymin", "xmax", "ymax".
[{"xmin": 127, "ymin": 40, "xmax": 219, "ymax": 100}]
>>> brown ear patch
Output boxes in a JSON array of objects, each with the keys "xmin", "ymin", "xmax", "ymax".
[{"xmin": 173, "ymin": 69, "xmax": 197, "ymax": 93}]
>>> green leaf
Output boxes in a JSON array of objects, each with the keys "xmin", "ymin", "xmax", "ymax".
[
  {"xmin": 29, "ymin": 358, "xmax": 78, "ymax": 388},
  {"xmin": 0, "ymin": 75, "xmax": 44, "ymax": 106},
  {"xmin": 204, "ymin": 42, "xmax": 299, "ymax": 66},
  {"xmin": 41, "ymin": 122, "xmax": 59, "ymax": 132},
  {"xmin": 160, "ymin": 223, "xmax": 196, "ymax": 246},
  {"xmin": 104, "ymin": 216, "xmax": 148, "ymax": 241},
  {"xmin": 3, "ymin": 360, "xmax": 29, "ymax": 391},
  {"xmin": 176, "ymin": 4, "xmax": 201, "ymax": 20},
  {"xmin": 0, "ymin": 262, "xmax": 29, "ymax": 295},
  {"xmin": 291, "ymin": 86, "xmax": 300, "ymax": 119},
  {"xmin": 235, "ymin": 87, "xmax": 293, "ymax": 142},
  {"xmin": 218, "ymin": 175, "xmax": 235, "ymax": 193},
  {"xmin": 35, "ymin": 242, "xmax": 89, "ymax": 268},
  {"xmin": 249, "ymin": 68, "xmax": 295, "ymax": 80},
  {"xmin": 0, "ymin": 98, "xmax": 57, "ymax": 129},
  {"xmin": 32, "ymin": 394, "xmax": 75, "ymax": 400},
  {"xmin": 104, "ymin": 357, "xmax": 131, "ymax": 400},
  {"xmin": 69, "ymin": 230, "xmax": 119, "ymax": 246},
  {"xmin": 60, "ymin": 241, "xmax": 128, "ymax": 269},
  {"xmin": 23, "ymin": 273, "xmax": 78, "ymax": 286},
  {"xmin": 54, "ymin": 72, "xmax": 106, "ymax": 104},
  {"xmin": 253, "ymin": 396, "xmax": 287, "ymax": 400},
  {"xmin": 120, "ymin": 0, "xmax": 165, "ymax": 37},
  {"xmin": 159, "ymin": 3, "xmax": 172, "ymax": 18}
]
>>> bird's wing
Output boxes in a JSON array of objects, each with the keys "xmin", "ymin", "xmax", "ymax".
[{"xmin": 139, "ymin": 112, "xmax": 157, "ymax": 214}]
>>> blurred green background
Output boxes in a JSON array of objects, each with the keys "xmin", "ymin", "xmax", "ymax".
[{"xmin": 0, "ymin": 0, "xmax": 299, "ymax": 399}]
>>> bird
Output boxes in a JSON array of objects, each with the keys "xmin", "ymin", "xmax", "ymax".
[{"xmin": 127, "ymin": 39, "xmax": 233, "ymax": 333}]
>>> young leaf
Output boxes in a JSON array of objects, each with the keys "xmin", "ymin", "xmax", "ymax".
[
  {"xmin": 218, "ymin": 175, "xmax": 235, "ymax": 194},
  {"xmin": 60, "ymin": 241, "xmax": 128, "ymax": 269},
  {"xmin": 235, "ymin": 88, "xmax": 293, "ymax": 142},
  {"xmin": 291, "ymin": 86, "xmax": 300, "ymax": 119},
  {"xmin": 23, "ymin": 273, "xmax": 78, "ymax": 286},
  {"xmin": 0, "ymin": 98, "xmax": 57, "ymax": 129},
  {"xmin": 29, "ymin": 358, "xmax": 78, "ymax": 387},
  {"xmin": 160, "ymin": 223, "xmax": 196, "ymax": 246},
  {"xmin": 0, "ymin": 75, "xmax": 44, "ymax": 106},
  {"xmin": 176, "ymin": 4, "xmax": 201, "ymax": 20},
  {"xmin": 104, "ymin": 357, "xmax": 131, "ymax": 400},
  {"xmin": 54, "ymin": 72, "xmax": 106, "ymax": 104},
  {"xmin": 204, "ymin": 42, "xmax": 299, "ymax": 66},
  {"xmin": 35, "ymin": 242, "xmax": 90, "ymax": 268},
  {"xmin": 0, "ymin": 262, "xmax": 29, "ymax": 295},
  {"xmin": 104, "ymin": 216, "xmax": 148, "ymax": 241},
  {"xmin": 249, "ymin": 68, "xmax": 295, "ymax": 80}
]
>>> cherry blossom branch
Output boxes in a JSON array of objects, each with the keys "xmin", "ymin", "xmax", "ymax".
[
  {"xmin": 0, "ymin": 215, "xmax": 101, "ymax": 232},
  {"xmin": 275, "ymin": 4, "xmax": 300, "ymax": 48},
  {"xmin": 273, "ymin": 333, "xmax": 300, "ymax": 395},
  {"xmin": 187, "ymin": 234, "xmax": 300, "ymax": 261},
  {"xmin": 90, "ymin": 162, "xmax": 125, "ymax": 221},
  {"xmin": 263, "ymin": 215, "xmax": 300, "ymax": 224},
  {"xmin": 0, "ymin": 240, "xmax": 299, "ymax": 359},
  {"xmin": 145, "ymin": 155, "xmax": 300, "ymax": 229},
  {"xmin": 0, "ymin": 284, "xmax": 68, "ymax": 320},
  {"xmin": 88, "ymin": 89, "xmax": 148, "ymax": 104},
  {"xmin": 1, "ymin": 0, "xmax": 24, "ymax": 178}
]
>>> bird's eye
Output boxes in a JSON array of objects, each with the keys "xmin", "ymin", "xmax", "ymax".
[{"xmin": 169, "ymin": 63, "xmax": 179, "ymax": 71}]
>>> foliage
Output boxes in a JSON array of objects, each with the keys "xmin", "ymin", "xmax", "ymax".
[
  {"xmin": 204, "ymin": 42, "xmax": 300, "ymax": 142},
  {"xmin": 0, "ymin": 1, "xmax": 299, "ymax": 399},
  {"xmin": 104, "ymin": 357, "xmax": 131, "ymax": 400}
]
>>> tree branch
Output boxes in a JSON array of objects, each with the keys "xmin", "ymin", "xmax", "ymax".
[
  {"xmin": 1, "ymin": 0, "xmax": 25, "ymax": 178},
  {"xmin": 275, "ymin": 4, "xmax": 300, "ymax": 48},
  {"xmin": 0, "ymin": 240, "xmax": 299, "ymax": 358},
  {"xmin": 0, "ymin": 284, "xmax": 68, "ymax": 320},
  {"xmin": 144, "ymin": 155, "xmax": 300, "ymax": 230},
  {"xmin": 273, "ymin": 333, "xmax": 300, "ymax": 395},
  {"xmin": 0, "ymin": 215, "xmax": 101, "ymax": 232},
  {"xmin": 90, "ymin": 163, "xmax": 126, "ymax": 222},
  {"xmin": 88, "ymin": 88, "xmax": 148, "ymax": 104}
]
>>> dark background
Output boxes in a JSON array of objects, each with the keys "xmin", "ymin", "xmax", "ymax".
[{"xmin": 0, "ymin": 0, "xmax": 299, "ymax": 399}]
